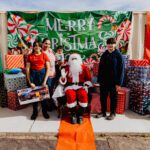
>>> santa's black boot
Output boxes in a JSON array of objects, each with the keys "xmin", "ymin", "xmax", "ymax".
[
  {"xmin": 70, "ymin": 107, "xmax": 77, "ymax": 124},
  {"xmin": 77, "ymin": 107, "xmax": 85, "ymax": 124}
]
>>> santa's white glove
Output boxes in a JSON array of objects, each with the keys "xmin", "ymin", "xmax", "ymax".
[
  {"xmin": 61, "ymin": 68, "xmax": 67, "ymax": 78},
  {"xmin": 83, "ymin": 81, "xmax": 93, "ymax": 87},
  {"xmin": 59, "ymin": 68, "xmax": 67, "ymax": 85}
]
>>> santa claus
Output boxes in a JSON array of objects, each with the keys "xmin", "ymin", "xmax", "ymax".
[{"xmin": 59, "ymin": 53, "xmax": 92, "ymax": 124}]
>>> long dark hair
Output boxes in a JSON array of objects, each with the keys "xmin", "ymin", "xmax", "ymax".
[
  {"xmin": 32, "ymin": 41, "xmax": 42, "ymax": 53},
  {"xmin": 42, "ymin": 38, "xmax": 50, "ymax": 43}
]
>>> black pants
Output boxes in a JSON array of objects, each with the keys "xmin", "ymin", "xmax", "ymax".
[
  {"xmin": 33, "ymin": 100, "xmax": 47, "ymax": 113},
  {"xmin": 100, "ymin": 85, "xmax": 117, "ymax": 114}
]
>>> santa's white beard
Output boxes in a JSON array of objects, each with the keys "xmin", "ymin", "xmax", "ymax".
[{"xmin": 69, "ymin": 60, "xmax": 82, "ymax": 82}]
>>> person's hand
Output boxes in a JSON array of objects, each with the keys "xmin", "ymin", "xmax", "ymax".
[
  {"xmin": 93, "ymin": 83, "xmax": 100, "ymax": 87},
  {"xmin": 30, "ymin": 83, "xmax": 36, "ymax": 89},
  {"xmin": 42, "ymin": 81, "xmax": 47, "ymax": 87},
  {"xmin": 61, "ymin": 68, "xmax": 67, "ymax": 78},
  {"xmin": 83, "ymin": 81, "xmax": 93, "ymax": 87},
  {"xmin": 116, "ymin": 85, "xmax": 121, "ymax": 91}
]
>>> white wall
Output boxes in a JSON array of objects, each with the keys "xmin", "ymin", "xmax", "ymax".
[{"xmin": 0, "ymin": 12, "xmax": 7, "ymax": 69}]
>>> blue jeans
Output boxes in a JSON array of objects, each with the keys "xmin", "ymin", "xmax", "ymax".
[{"xmin": 30, "ymin": 68, "xmax": 51, "ymax": 113}]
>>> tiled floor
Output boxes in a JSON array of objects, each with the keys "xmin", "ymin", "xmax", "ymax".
[{"xmin": 0, "ymin": 106, "xmax": 149, "ymax": 133}]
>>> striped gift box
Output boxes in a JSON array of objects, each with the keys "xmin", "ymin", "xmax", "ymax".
[
  {"xmin": 129, "ymin": 59, "xmax": 150, "ymax": 66},
  {"xmin": 5, "ymin": 55, "xmax": 25, "ymax": 69}
]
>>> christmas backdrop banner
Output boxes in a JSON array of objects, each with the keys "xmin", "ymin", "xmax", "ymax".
[{"xmin": 7, "ymin": 11, "xmax": 132, "ymax": 63}]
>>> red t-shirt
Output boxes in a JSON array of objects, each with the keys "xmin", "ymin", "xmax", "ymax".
[{"xmin": 27, "ymin": 52, "xmax": 49, "ymax": 70}]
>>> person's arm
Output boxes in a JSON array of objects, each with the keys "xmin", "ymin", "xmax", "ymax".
[
  {"xmin": 42, "ymin": 61, "xmax": 50, "ymax": 86},
  {"xmin": 61, "ymin": 54, "xmax": 65, "ymax": 63},
  {"xmin": 49, "ymin": 58, "xmax": 55, "ymax": 76},
  {"xmin": 97, "ymin": 53, "xmax": 105, "ymax": 83},
  {"xmin": 83, "ymin": 65, "xmax": 93, "ymax": 87},
  {"xmin": 116, "ymin": 52, "xmax": 124, "ymax": 88},
  {"xmin": 26, "ymin": 62, "xmax": 35, "ymax": 88}
]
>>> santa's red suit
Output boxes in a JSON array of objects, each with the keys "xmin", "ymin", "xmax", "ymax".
[{"xmin": 61, "ymin": 64, "xmax": 92, "ymax": 108}]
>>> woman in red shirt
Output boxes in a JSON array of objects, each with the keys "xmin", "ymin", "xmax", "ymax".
[{"xmin": 26, "ymin": 41, "xmax": 50, "ymax": 120}]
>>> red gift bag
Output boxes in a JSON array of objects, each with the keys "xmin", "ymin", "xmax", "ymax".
[
  {"xmin": 107, "ymin": 91, "xmax": 126, "ymax": 114},
  {"xmin": 5, "ymin": 55, "xmax": 25, "ymax": 69}
]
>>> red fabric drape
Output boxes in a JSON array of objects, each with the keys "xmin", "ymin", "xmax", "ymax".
[{"xmin": 144, "ymin": 12, "xmax": 150, "ymax": 64}]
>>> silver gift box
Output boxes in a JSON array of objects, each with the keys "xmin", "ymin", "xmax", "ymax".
[{"xmin": 4, "ymin": 72, "xmax": 27, "ymax": 92}]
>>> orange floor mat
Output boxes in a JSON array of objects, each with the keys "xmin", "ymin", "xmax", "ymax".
[{"xmin": 56, "ymin": 116, "xmax": 96, "ymax": 150}]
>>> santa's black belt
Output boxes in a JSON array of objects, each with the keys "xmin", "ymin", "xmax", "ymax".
[{"xmin": 66, "ymin": 82, "xmax": 84, "ymax": 86}]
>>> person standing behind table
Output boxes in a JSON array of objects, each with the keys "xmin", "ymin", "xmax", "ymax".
[
  {"xmin": 42, "ymin": 38, "xmax": 56, "ymax": 110},
  {"xmin": 55, "ymin": 46, "xmax": 65, "ymax": 82},
  {"xmin": 97, "ymin": 38, "xmax": 124, "ymax": 120},
  {"xmin": 26, "ymin": 41, "xmax": 50, "ymax": 120}
]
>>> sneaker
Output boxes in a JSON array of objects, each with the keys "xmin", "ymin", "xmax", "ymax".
[
  {"xmin": 42, "ymin": 112, "xmax": 50, "ymax": 119},
  {"xmin": 107, "ymin": 113, "xmax": 116, "ymax": 120},
  {"xmin": 31, "ymin": 112, "xmax": 38, "ymax": 120},
  {"xmin": 77, "ymin": 116, "xmax": 83, "ymax": 124},
  {"xmin": 95, "ymin": 112, "xmax": 106, "ymax": 118},
  {"xmin": 71, "ymin": 115, "xmax": 77, "ymax": 124}
]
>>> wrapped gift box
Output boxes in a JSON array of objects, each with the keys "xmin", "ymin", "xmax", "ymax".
[
  {"xmin": 4, "ymin": 72, "xmax": 27, "ymax": 92},
  {"xmin": 129, "ymin": 59, "xmax": 150, "ymax": 66},
  {"xmin": 107, "ymin": 90, "xmax": 126, "ymax": 114},
  {"xmin": 90, "ymin": 93, "xmax": 101, "ymax": 114},
  {"xmin": 17, "ymin": 86, "xmax": 50, "ymax": 105},
  {"xmin": 0, "ymin": 88, "xmax": 8, "ymax": 107},
  {"xmin": 122, "ymin": 55, "xmax": 129, "ymax": 69},
  {"xmin": 127, "ymin": 79, "xmax": 150, "ymax": 115},
  {"xmin": 126, "ymin": 66, "xmax": 150, "ymax": 80},
  {"xmin": 5, "ymin": 54, "xmax": 24, "ymax": 69},
  {"xmin": 90, "ymin": 87, "xmax": 127, "ymax": 114},
  {"xmin": 0, "ymin": 73, "xmax": 4, "ymax": 88},
  {"xmin": 119, "ymin": 87, "xmax": 130, "ymax": 110},
  {"xmin": 7, "ymin": 91, "xmax": 26, "ymax": 110}
]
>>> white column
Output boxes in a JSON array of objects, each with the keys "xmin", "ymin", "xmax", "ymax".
[
  {"xmin": 0, "ymin": 12, "xmax": 7, "ymax": 69},
  {"xmin": 128, "ymin": 12, "xmax": 147, "ymax": 59}
]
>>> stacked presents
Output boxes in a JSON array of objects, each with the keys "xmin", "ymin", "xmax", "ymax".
[
  {"xmin": 1, "ymin": 54, "xmax": 27, "ymax": 110},
  {"xmin": 90, "ymin": 86, "xmax": 130, "ymax": 115},
  {"xmin": 126, "ymin": 59, "xmax": 150, "ymax": 115}
]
